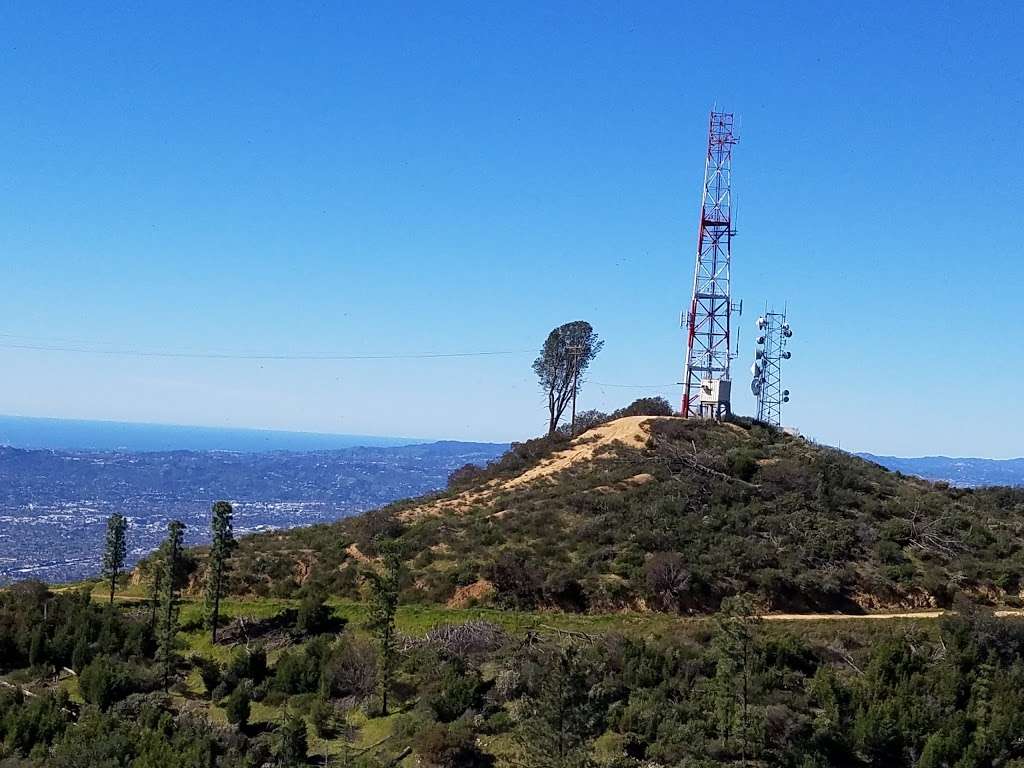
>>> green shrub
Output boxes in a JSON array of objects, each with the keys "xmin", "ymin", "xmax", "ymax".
[
  {"xmin": 726, "ymin": 448, "xmax": 759, "ymax": 482},
  {"xmin": 194, "ymin": 657, "xmax": 222, "ymax": 698},
  {"xmin": 425, "ymin": 664, "xmax": 484, "ymax": 723},
  {"xmin": 414, "ymin": 719, "xmax": 494, "ymax": 768},
  {"xmin": 224, "ymin": 685, "xmax": 250, "ymax": 728},
  {"xmin": 309, "ymin": 696, "xmax": 334, "ymax": 738},
  {"xmin": 276, "ymin": 714, "xmax": 308, "ymax": 766},
  {"xmin": 295, "ymin": 592, "xmax": 332, "ymax": 636},
  {"xmin": 79, "ymin": 657, "xmax": 153, "ymax": 711},
  {"xmin": 612, "ymin": 397, "xmax": 674, "ymax": 418}
]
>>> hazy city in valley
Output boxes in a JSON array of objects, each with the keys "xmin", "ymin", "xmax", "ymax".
[{"xmin": 0, "ymin": 430, "xmax": 506, "ymax": 584}]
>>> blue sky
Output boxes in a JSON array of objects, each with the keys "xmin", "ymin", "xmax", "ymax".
[{"xmin": 1, "ymin": 2, "xmax": 1021, "ymax": 456}]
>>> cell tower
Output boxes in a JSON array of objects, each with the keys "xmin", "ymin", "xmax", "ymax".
[
  {"xmin": 681, "ymin": 111, "xmax": 739, "ymax": 419},
  {"xmin": 750, "ymin": 309, "xmax": 793, "ymax": 426}
]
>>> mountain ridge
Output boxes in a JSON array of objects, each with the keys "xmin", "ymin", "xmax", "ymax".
[{"xmin": 860, "ymin": 452, "xmax": 1024, "ymax": 486}]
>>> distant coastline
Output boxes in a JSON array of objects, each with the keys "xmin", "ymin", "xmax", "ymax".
[{"xmin": 0, "ymin": 413, "xmax": 423, "ymax": 452}]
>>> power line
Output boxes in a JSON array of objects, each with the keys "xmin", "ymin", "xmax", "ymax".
[
  {"xmin": 0, "ymin": 332, "xmax": 681, "ymax": 389},
  {"xmin": 592, "ymin": 381, "xmax": 678, "ymax": 389},
  {"xmin": 0, "ymin": 340, "xmax": 534, "ymax": 361}
]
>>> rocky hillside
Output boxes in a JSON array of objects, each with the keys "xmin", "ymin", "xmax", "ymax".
[{"xmin": 204, "ymin": 415, "xmax": 1024, "ymax": 614}]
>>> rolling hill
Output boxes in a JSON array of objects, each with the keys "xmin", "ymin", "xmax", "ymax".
[
  {"xmin": 15, "ymin": 414, "xmax": 1024, "ymax": 768},
  {"xmin": 207, "ymin": 414, "xmax": 1024, "ymax": 614}
]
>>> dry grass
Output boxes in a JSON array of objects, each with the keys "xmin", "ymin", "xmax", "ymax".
[{"xmin": 398, "ymin": 416, "xmax": 670, "ymax": 522}]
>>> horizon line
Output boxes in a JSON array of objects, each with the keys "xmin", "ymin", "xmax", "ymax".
[{"xmin": 0, "ymin": 412, "xmax": 507, "ymax": 449}]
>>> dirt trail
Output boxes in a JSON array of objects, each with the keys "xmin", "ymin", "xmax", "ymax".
[
  {"xmin": 88, "ymin": 591, "xmax": 1024, "ymax": 623},
  {"xmin": 765, "ymin": 609, "xmax": 1024, "ymax": 622},
  {"xmin": 762, "ymin": 611, "xmax": 946, "ymax": 621},
  {"xmin": 503, "ymin": 416, "xmax": 660, "ymax": 489},
  {"xmin": 398, "ymin": 415, "xmax": 667, "ymax": 521}
]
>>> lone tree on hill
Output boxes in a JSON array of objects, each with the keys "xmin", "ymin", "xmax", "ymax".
[
  {"xmin": 101, "ymin": 513, "xmax": 128, "ymax": 605},
  {"xmin": 157, "ymin": 520, "xmax": 186, "ymax": 690},
  {"xmin": 204, "ymin": 500, "xmax": 236, "ymax": 644},
  {"xmin": 533, "ymin": 320, "xmax": 604, "ymax": 435}
]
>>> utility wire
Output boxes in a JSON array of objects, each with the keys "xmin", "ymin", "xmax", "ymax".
[
  {"xmin": 592, "ymin": 381, "xmax": 678, "ymax": 389},
  {"xmin": 0, "ymin": 332, "xmax": 680, "ymax": 388},
  {"xmin": 0, "ymin": 340, "xmax": 533, "ymax": 361}
]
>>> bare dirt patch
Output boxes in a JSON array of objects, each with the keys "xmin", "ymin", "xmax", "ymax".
[
  {"xmin": 399, "ymin": 416, "xmax": 678, "ymax": 522},
  {"xmin": 504, "ymin": 416, "xmax": 666, "ymax": 490},
  {"xmin": 345, "ymin": 543, "xmax": 372, "ymax": 564},
  {"xmin": 447, "ymin": 579, "xmax": 496, "ymax": 608}
]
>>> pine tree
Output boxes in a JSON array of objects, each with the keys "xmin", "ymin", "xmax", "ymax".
[
  {"xmin": 224, "ymin": 684, "xmax": 251, "ymax": 729},
  {"xmin": 100, "ymin": 513, "xmax": 128, "ymax": 605},
  {"xmin": 277, "ymin": 714, "xmax": 309, "ymax": 766},
  {"xmin": 712, "ymin": 593, "xmax": 765, "ymax": 766},
  {"xmin": 204, "ymin": 501, "xmax": 236, "ymax": 643},
  {"xmin": 29, "ymin": 625, "xmax": 47, "ymax": 668},
  {"xmin": 364, "ymin": 540, "xmax": 401, "ymax": 715},
  {"xmin": 147, "ymin": 560, "xmax": 163, "ymax": 635},
  {"xmin": 156, "ymin": 520, "xmax": 186, "ymax": 690},
  {"xmin": 516, "ymin": 644, "xmax": 597, "ymax": 768}
]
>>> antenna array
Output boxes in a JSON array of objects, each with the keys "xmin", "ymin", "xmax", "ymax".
[{"xmin": 750, "ymin": 309, "xmax": 793, "ymax": 426}]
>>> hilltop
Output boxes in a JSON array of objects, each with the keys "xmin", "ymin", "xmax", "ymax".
[{"xmin": 211, "ymin": 414, "xmax": 1024, "ymax": 614}]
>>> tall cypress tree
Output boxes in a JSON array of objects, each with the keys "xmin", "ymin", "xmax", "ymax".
[
  {"xmin": 147, "ymin": 560, "xmax": 163, "ymax": 636},
  {"xmin": 101, "ymin": 513, "xmax": 128, "ymax": 605},
  {"xmin": 157, "ymin": 520, "xmax": 186, "ymax": 690},
  {"xmin": 364, "ymin": 540, "xmax": 401, "ymax": 715},
  {"xmin": 204, "ymin": 500, "xmax": 236, "ymax": 643},
  {"xmin": 712, "ymin": 593, "xmax": 765, "ymax": 765}
]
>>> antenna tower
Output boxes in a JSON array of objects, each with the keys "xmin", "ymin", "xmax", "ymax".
[
  {"xmin": 681, "ymin": 111, "xmax": 739, "ymax": 418},
  {"xmin": 750, "ymin": 308, "xmax": 793, "ymax": 426}
]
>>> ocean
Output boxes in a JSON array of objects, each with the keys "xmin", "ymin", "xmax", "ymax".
[{"xmin": 0, "ymin": 414, "xmax": 419, "ymax": 452}]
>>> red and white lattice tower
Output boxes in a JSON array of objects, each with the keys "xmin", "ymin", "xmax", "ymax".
[{"xmin": 681, "ymin": 111, "xmax": 738, "ymax": 419}]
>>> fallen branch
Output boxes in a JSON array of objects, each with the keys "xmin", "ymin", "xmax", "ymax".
[{"xmin": 537, "ymin": 624, "xmax": 598, "ymax": 643}]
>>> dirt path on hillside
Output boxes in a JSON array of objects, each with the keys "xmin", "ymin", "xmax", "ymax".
[
  {"xmin": 502, "ymin": 416, "xmax": 659, "ymax": 489},
  {"xmin": 767, "ymin": 609, "xmax": 1024, "ymax": 621},
  {"xmin": 397, "ymin": 415, "xmax": 666, "ymax": 521},
  {"xmin": 762, "ymin": 611, "xmax": 946, "ymax": 621},
  {"xmin": 88, "ymin": 591, "xmax": 1024, "ymax": 623}
]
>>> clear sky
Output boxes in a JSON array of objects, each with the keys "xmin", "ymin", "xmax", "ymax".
[{"xmin": 1, "ymin": 2, "xmax": 1021, "ymax": 457}]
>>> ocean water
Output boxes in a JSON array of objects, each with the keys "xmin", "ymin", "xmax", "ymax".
[{"xmin": 0, "ymin": 414, "xmax": 419, "ymax": 452}]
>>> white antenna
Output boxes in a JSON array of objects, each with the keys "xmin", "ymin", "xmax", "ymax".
[{"xmin": 750, "ymin": 306, "xmax": 794, "ymax": 426}]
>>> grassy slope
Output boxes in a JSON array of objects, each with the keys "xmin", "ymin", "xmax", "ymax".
[
  {"xmin": 78, "ymin": 584, "xmax": 952, "ymax": 764},
  {"xmin": 29, "ymin": 415, "xmax": 1024, "ymax": 766},
  {"xmin": 201, "ymin": 416, "xmax": 1024, "ymax": 614}
]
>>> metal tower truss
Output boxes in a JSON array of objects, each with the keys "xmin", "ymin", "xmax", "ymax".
[
  {"xmin": 681, "ymin": 111, "xmax": 739, "ymax": 418},
  {"xmin": 750, "ymin": 308, "xmax": 793, "ymax": 427}
]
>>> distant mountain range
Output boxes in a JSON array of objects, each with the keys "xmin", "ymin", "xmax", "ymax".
[
  {"xmin": 859, "ymin": 454, "xmax": 1024, "ymax": 487},
  {"xmin": 0, "ymin": 439, "xmax": 507, "ymax": 584}
]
